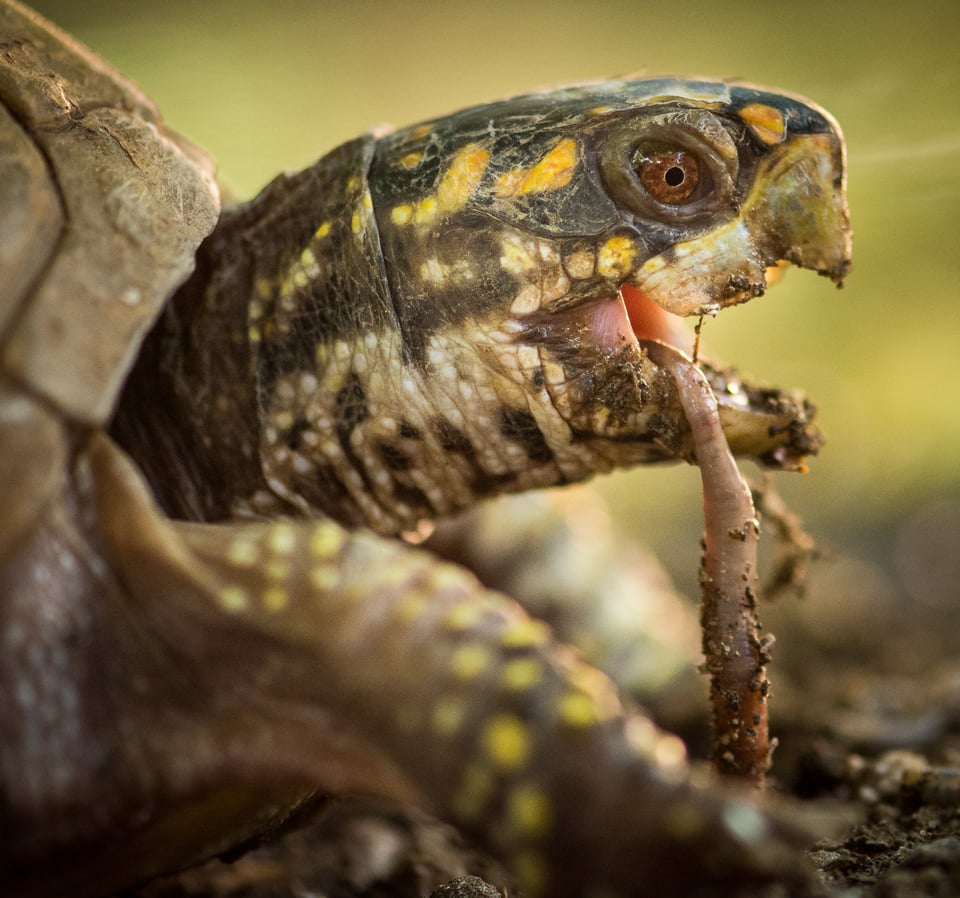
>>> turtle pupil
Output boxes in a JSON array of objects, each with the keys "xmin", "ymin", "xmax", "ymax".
[{"xmin": 665, "ymin": 166, "xmax": 685, "ymax": 187}]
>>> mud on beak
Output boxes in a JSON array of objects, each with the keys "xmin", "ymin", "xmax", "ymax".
[{"xmin": 633, "ymin": 129, "xmax": 852, "ymax": 318}]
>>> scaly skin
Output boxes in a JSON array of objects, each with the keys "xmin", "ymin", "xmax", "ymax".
[{"xmin": 2, "ymin": 38, "xmax": 851, "ymax": 898}]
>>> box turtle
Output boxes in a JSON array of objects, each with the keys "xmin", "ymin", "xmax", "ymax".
[{"xmin": 0, "ymin": 1, "xmax": 852, "ymax": 896}]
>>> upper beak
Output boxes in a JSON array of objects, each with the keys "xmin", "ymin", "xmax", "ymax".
[{"xmin": 745, "ymin": 130, "xmax": 852, "ymax": 287}]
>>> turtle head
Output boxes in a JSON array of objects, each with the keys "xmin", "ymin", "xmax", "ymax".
[
  {"xmin": 362, "ymin": 80, "xmax": 850, "ymax": 494},
  {"xmin": 186, "ymin": 79, "xmax": 850, "ymax": 532}
]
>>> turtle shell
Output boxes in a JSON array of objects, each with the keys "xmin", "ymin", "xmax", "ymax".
[{"xmin": 0, "ymin": 0, "xmax": 218, "ymax": 553}]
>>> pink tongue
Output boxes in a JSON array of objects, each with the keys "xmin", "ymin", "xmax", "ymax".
[{"xmin": 620, "ymin": 284, "xmax": 674, "ymax": 343}]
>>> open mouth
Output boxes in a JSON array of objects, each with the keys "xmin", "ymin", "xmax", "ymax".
[{"xmin": 590, "ymin": 278, "xmax": 822, "ymax": 472}]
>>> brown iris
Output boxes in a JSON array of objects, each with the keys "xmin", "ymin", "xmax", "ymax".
[{"xmin": 634, "ymin": 148, "xmax": 701, "ymax": 204}]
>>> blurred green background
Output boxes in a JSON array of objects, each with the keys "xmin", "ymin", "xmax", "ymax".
[{"xmin": 28, "ymin": 0, "xmax": 960, "ymax": 604}]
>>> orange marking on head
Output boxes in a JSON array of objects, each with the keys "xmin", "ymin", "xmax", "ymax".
[
  {"xmin": 494, "ymin": 137, "xmax": 579, "ymax": 198},
  {"xmin": 437, "ymin": 143, "xmax": 491, "ymax": 212},
  {"xmin": 739, "ymin": 102, "xmax": 786, "ymax": 145}
]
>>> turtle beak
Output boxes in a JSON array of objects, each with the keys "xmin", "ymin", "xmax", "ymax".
[
  {"xmin": 744, "ymin": 129, "xmax": 852, "ymax": 286},
  {"xmin": 633, "ymin": 123, "xmax": 852, "ymax": 318}
]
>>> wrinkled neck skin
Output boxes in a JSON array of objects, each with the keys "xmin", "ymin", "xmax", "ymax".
[{"xmin": 115, "ymin": 137, "xmax": 687, "ymax": 533}]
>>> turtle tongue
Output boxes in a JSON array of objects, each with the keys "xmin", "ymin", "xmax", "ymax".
[
  {"xmin": 588, "ymin": 283, "xmax": 695, "ymax": 356},
  {"xmin": 619, "ymin": 283, "xmax": 691, "ymax": 352}
]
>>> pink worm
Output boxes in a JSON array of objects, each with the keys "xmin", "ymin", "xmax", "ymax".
[{"xmin": 644, "ymin": 340, "xmax": 772, "ymax": 783}]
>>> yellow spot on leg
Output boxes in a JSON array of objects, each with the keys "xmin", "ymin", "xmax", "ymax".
[
  {"xmin": 499, "ymin": 618, "xmax": 550, "ymax": 649},
  {"xmin": 558, "ymin": 691, "xmax": 600, "ymax": 728},
  {"xmin": 501, "ymin": 657, "xmax": 543, "ymax": 691},
  {"xmin": 262, "ymin": 585, "xmax": 289, "ymax": 613},
  {"xmin": 219, "ymin": 585, "xmax": 249, "ymax": 613},
  {"xmin": 453, "ymin": 762, "xmax": 495, "ymax": 821},
  {"xmin": 265, "ymin": 559, "xmax": 290, "ymax": 581},
  {"xmin": 450, "ymin": 643, "xmax": 491, "ymax": 680},
  {"xmin": 512, "ymin": 849, "xmax": 549, "ymax": 898},
  {"xmin": 226, "ymin": 538, "xmax": 258, "ymax": 567},
  {"xmin": 484, "ymin": 713, "xmax": 531, "ymax": 770},
  {"xmin": 309, "ymin": 521, "xmax": 345, "ymax": 559},
  {"xmin": 431, "ymin": 697, "xmax": 466, "ymax": 736},
  {"xmin": 309, "ymin": 565, "xmax": 339, "ymax": 592},
  {"xmin": 394, "ymin": 591, "xmax": 429, "ymax": 622},
  {"xmin": 444, "ymin": 602, "xmax": 485, "ymax": 632},
  {"xmin": 268, "ymin": 523, "xmax": 297, "ymax": 555},
  {"xmin": 506, "ymin": 784, "xmax": 553, "ymax": 838}
]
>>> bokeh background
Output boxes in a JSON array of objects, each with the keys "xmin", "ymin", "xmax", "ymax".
[{"xmin": 28, "ymin": 0, "xmax": 960, "ymax": 611}]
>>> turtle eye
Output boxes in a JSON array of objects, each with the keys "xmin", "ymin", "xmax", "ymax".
[{"xmin": 633, "ymin": 147, "xmax": 703, "ymax": 205}]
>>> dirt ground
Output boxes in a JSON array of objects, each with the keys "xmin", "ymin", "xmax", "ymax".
[{"xmin": 135, "ymin": 492, "xmax": 960, "ymax": 898}]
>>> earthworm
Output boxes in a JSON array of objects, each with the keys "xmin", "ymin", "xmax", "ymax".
[{"xmin": 644, "ymin": 340, "xmax": 772, "ymax": 783}]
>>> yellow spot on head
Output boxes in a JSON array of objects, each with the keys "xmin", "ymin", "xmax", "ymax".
[
  {"xmin": 300, "ymin": 247, "xmax": 317, "ymax": 268},
  {"xmin": 437, "ymin": 142, "xmax": 491, "ymax": 213},
  {"xmin": 351, "ymin": 212, "xmax": 362, "ymax": 233},
  {"xmin": 219, "ymin": 585, "xmax": 249, "ymax": 613},
  {"xmin": 507, "ymin": 784, "xmax": 553, "ymax": 838},
  {"xmin": 399, "ymin": 150, "xmax": 423, "ymax": 169},
  {"xmin": 597, "ymin": 234, "xmax": 638, "ymax": 279},
  {"xmin": 563, "ymin": 248, "xmax": 595, "ymax": 280},
  {"xmin": 450, "ymin": 643, "xmax": 491, "ymax": 680},
  {"xmin": 390, "ymin": 204, "xmax": 413, "ymax": 226},
  {"xmin": 413, "ymin": 195, "xmax": 438, "ymax": 226},
  {"xmin": 499, "ymin": 233, "xmax": 537, "ymax": 275},
  {"xmin": 409, "ymin": 124, "xmax": 433, "ymax": 140},
  {"xmin": 262, "ymin": 585, "xmax": 289, "ymax": 613},
  {"xmin": 484, "ymin": 713, "xmax": 531, "ymax": 770},
  {"xmin": 739, "ymin": 102, "xmax": 786, "ymax": 146},
  {"xmin": 501, "ymin": 657, "xmax": 544, "ymax": 691},
  {"xmin": 419, "ymin": 257, "xmax": 448, "ymax": 284},
  {"xmin": 315, "ymin": 221, "xmax": 332, "ymax": 239},
  {"xmin": 495, "ymin": 137, "xmax": 579, "ymax": 198}
]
